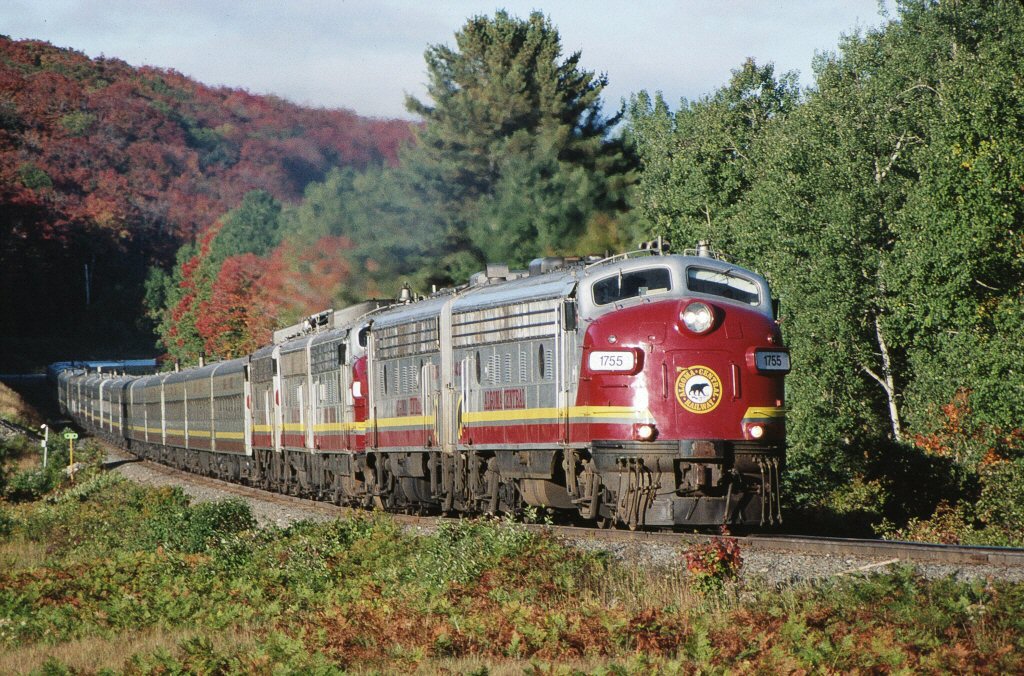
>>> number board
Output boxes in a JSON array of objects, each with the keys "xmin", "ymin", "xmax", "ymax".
[
  {"xmin": 754, "ymin": 350, "xmax": 791, "ymax": 372},
  {"xmin": 588, "ymin": 351, "xmax": 637, "ymax": 373}
]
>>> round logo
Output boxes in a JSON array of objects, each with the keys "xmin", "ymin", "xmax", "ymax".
[{"xmin": 674, "ymin": 365, "xmax": 723, "ymax": 414}]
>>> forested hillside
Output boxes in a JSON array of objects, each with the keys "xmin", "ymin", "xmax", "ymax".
[
  {"xmin": 146, "ymin": 11, "xmax": 645, "ymax": 363},
  {"xmin": 630, "ymin": 0, "xmax": 1024, "ymax": 540},
  {"xmin": 0, "ymin": 36, "xmax": 411, "ymax": 367}
]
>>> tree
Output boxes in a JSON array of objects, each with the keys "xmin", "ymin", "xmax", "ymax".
[
  {"xmin": 737, "ymin": 0, "xmax": 1024, "ymax": 507},
  {"xmin": 208, "ymin": 190, "xmax": 283, "ymax": 264},
  {"xmin": 629, "ymin": 59, "xmax": 799, "ymax": 255},
  {"xmin": 195, "ymin": 254, "xmax": 279, "ymax": 358},
  {"xmin": 403, "ymin": 11, "xmax": 637, "ymax": 269},
  {"xmin": 627, "ymin": 0, "xmax": 1024, "ymax": 520}
]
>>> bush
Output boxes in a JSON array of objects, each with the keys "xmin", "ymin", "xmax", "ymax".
[
  {"xmin": 0, "ymin": 434, "xmax": 35, "ymax": 493},
  {"xmin": 418, "ymin": 516, "xmax": 535, "ymax": 588},
  {"xmin": 0, "ymin": 506, "xmax": 14, "ymax": 539},
  {"xmin": 4, "ymin": 467, "xmax": 60, "ymax": 502},
  {"xmin": 875, "ymin": 502, "xmax": 976, "ymax": 545},
  {"xmin": 683, "ymin": 534, "xmax": 742, "ymax": 594},
  {"xmin": 976, "ymin": 458, "xmax": 1024, "ymax": 545},
  {"xmin": 140, "ymin": 495, "xmax": 257, "ymax": 554}
]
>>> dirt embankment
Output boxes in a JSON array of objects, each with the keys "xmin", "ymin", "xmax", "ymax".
[{"xmin": 0, "ymin": 379, "xmax": 45, "ymax": 428}]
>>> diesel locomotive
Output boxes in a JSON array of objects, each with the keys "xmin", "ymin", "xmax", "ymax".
[{"xmin": 58, "ymin": 242, "xmax": 789, "ymax": 528}]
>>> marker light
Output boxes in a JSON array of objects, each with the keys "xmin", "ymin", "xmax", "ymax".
[
  {"xmin": 748, "ymin": 424, "xmax": 765, "ymax": 439},
  {"xmin": 680, "ymin": 301, "xmax": 714, "ymax": 334}
]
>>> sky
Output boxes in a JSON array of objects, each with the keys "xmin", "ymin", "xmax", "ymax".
[{"xmin": 1, "ymin": 1, "xmax": 890, "ymax": 120}]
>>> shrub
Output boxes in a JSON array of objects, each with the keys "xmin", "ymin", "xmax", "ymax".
[
  {"xmin": 682, "ymin": 534, "xmax": 742, "ymax": 594},
  {"xmin": 4, "ymin": 467, "xmax": 60, "ymax": 501},
  {"xmin": 875, "ymin": 502, "xmax": 976, "ymax": 545},
  {"xmin": 0, "ymin": 434, "xmax": 35, "ymax": 493},
  {"xmin": 976, "ymin": 458, "xmax": 1024, "ymax": 545},
  {"xmin": 418, "ymin": 516, "xmax": 535, "ymax": 588},
  {"xmin": 142, "ymin": 496, "xmax": 257, "ymax": 554},
  {"xmin": 0, "ymin": 507, "xmax": 14, "ymax": 539}
]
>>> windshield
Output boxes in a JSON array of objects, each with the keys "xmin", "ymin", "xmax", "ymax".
[
  {"xmin": 686, "ymin": 267, "xmax": 760, "ymax": 305},
  {"xmin": 592, "ymin": 267, "xmax": 672, "ymax": 306}
]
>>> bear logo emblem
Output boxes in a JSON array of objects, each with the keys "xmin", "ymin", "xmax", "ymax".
[{"xmin": 674, "ymin": 365, "xmax": 723, "ymax": 414}]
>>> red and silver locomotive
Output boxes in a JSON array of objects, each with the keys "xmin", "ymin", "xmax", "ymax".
[{"xmin": 58, "ymin": 241, "xmax": 788, "ymax": 528}]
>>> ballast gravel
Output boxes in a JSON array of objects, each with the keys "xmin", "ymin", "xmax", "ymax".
[{"xmin": 107, "ymin": 452, "xmax": 1024, "ymax": 587}]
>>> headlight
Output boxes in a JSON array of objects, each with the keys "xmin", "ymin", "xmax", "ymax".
[
  {"xmin": 681, "ymin": 301, "xmax": 714, "ymax": 334},
  {"xmin": 634, "ymin": 423, "xmax": 657, "ymax": 441}
]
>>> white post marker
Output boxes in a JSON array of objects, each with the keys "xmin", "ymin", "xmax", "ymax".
[{"xmin": 40, "ymin": 424, "xmax": 49, "ymax": 467}]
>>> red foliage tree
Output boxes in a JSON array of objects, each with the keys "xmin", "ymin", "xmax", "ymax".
[{"xmin": 196, "ymin": 254, "xmax": 280, "ymax": 358}]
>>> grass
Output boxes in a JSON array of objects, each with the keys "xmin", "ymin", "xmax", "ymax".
[
  {"xmin": 1, "ymin": 468, "xmax": 1023, "ymax": 673},
  {"xmin": 0, "ymin": 626, "xmax": 262, "ymax": 675}
]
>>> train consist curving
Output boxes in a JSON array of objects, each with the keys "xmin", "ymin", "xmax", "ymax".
[{"xmin": 58, "ymin": 242, "xmax": 789, "ymax": 528}]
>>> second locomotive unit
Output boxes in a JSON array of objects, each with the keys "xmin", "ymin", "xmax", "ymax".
[{"xmin": 59, "ymin": 241, "xmax": 788, "ymax": 529}]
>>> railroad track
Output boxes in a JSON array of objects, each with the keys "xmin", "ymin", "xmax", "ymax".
[{"xmin": 102, "ymin": 446, "xmax": 1024, "ymax": 570}]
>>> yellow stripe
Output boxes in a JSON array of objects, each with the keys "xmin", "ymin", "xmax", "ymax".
[
  {"xmin": 215, "ymin": 431, "xmax": 245, "ymax": 440},
  {"xmin": 464, "ymin": 405, "xmax": 650, "ymax": 424},
  {"xmin": 126, "ymin": 404, "xmax": 652, "ymax": 439},
  {"xmin": 166, "ymin": 428, "xmax": 185, "ymax": 436},
  {"xmin": 313, "ymin": 422, "xmax": 366, "ymax": 433},
  {"xmin": 571, "ymin": 405, "xmax": 648, "ymax": 420},
  {"xmin": 743, "ymin": 406, "xmax": 786, "ymax": 419},
  {"xmin": 464, "ymin": 408, "xmax": 558, "ymax": 423},
  {"xmin": 376, "ymin": 415, "xmax": 433, "ymax": 429}
]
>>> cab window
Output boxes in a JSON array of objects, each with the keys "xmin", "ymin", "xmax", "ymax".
[
  {"xmin": 592, "ymin": 267, "xmax": 672, "ymax": 306},
  {"xmin": 686, "ymin": 267, "xmax": 760, "ymax": 305}
]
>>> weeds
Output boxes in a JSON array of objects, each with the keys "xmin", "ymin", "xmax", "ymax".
[
  {"xmin": 1, "ymin": 472, "xmax": 1023, "ymax": 673},
  {"xmin": 682, "ymin": 533, "xmax": 743, "ymax": 595}
]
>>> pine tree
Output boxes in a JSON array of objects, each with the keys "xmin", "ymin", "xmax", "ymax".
[{"xmin": 403, "ymin": 11, "xmax": 637, "ymax": 269}]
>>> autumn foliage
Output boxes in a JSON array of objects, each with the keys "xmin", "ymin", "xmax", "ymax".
[{"xmin": 0, "ymin": 36, "xmax": 411, "ymax": 366}]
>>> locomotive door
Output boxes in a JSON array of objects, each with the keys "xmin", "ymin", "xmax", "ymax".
[
  {"xmin": 271, "ymin": 349, "xmax": 282, "ymax": 452},
  {"xmin": 339, "ymin": 346, "xmax": 353, "ymax": 451},
  {"xmin": 557, "ymin": 297, "xmax": 579, "ymax": 443},
  {"xmin": 243, "ymin": 365, "xmax": 253, "ymax": 456},
  {"xmin": 422, "ymin": 361, "xmax": 439, "ymax": 447},
  {"xmin": 439, "ymin": 296, "xmax": 458, "ymax": 454}
]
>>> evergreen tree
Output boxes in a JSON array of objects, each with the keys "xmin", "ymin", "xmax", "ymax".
[
  {"xmin": 403, "ymin": 10, "xmax": 637, "ymax": 269},
  {"xmin": 208, "ymin": 190, "xmax": 283, "ymax": 264}
]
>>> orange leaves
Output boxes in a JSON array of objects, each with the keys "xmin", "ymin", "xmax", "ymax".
[
  {"xmin": 196, "ymin": 254, "xmax": 278, "ymax": 359},
  {"xmin": 912, "ymin": 388, "xmax": 1023, "ymax": 467},
  {"xmin": 683, "ymin": 535, "xmax": 743, "ymax": 593}
]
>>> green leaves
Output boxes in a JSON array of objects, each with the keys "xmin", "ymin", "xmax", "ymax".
[
  {"xmin": 628, "ymin": 0, "xmax": 1024, "ymax": 525},
  {"xmin": 403, "ymin": 10, "xmax": 637, "ymax": 269}
]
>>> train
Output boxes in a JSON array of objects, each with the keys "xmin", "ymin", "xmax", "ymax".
[{"xmin": 57, "ymin": 241, "xmax": 789, "ymax": 529}]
